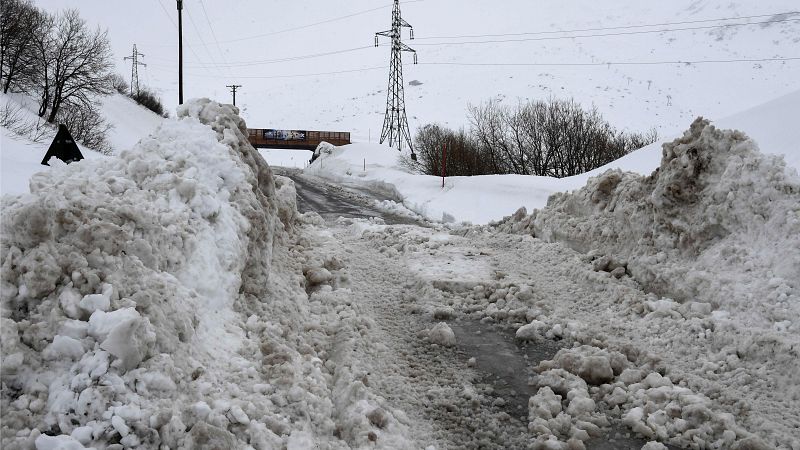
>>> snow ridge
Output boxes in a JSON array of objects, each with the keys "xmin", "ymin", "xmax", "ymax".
[{"xmin": 498, "ymin": 117, "xmax": 800, "ymax": 330}]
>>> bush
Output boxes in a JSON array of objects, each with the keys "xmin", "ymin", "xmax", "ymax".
[
  {"xmin": 412, "ymin": 98, "xmax": 657, "ymax": 178},
  {"xmin": 110, "ymin": 73, "xmax": 129, "ymax": 95},
  {"xmin": 410, "ymin": 124, "xmax": 490, "ymax": 176},
  {"xmin": 130, "ymin": 87, "xmax": 165, "ymax": 117},
  {"xmin": 56, "ymin": 102, "xmax": 113, "ymax": 154}
]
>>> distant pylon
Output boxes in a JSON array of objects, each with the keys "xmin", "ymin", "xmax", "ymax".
[
  {"xmin": 375, "ymin": 0, "xmax": 417, "ymax": 158},
  {"xmin": 124, "ymin": 44, "xmax": 146, "ymax": 97},
  {"xmin": 226, "ymin": 84, "xmax": 242, "ymax": 106}
]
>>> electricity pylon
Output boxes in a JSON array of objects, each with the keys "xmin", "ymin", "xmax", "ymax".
[
  {"xmin": 375, "ymin": 0, "xmax": 417, "ymax": 158},
  {"xmin": 124, "ymin": 44, "xmax": 146, "ymax": 97}
]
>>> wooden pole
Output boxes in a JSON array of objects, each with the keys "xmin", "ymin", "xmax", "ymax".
[
  {"xmin": 177, "ymin": 0, "xmax": 184, "ymax": 105},
  {"xmin": 441, "ymin": 143, "xmax": 447, "ymax": 188}
]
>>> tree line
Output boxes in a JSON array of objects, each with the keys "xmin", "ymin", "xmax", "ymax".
[{"xmin": 410, "ymin": 98, "xmax": 658, "ymax": 178}]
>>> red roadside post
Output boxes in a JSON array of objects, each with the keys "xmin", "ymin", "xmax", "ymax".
[{"xmin": 441, "ymin": 143, "xmax": 447, "ymax": 188}]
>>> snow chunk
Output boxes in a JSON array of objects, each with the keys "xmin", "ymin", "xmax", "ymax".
[
  {"xmin": 516, "ymin": 320, "xmax": 547, "ymax": 340},
  {"xmin": 641, "ymin": 442, "xmax": 668, "ymax": 450},
  {"xmin": 43, "ymin": 335, "xmax": 86, "ymax": 361},
  {"xmin": 428, "ymin": 322, "xmax": 456, "ymax": 346},
  {"xmin": 35, "ymin": 434, "xmax": 89, "ymax": 450},
  {"xmin": 78, "ymin": 283, "xmax": 113, "ymax": 313},
  {"xmin": 87, "ymin": 307, "xmax": 141, "ymax": 341}
]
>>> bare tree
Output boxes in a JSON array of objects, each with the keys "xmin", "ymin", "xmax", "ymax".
[
  {"xmin": 417, "ymin": 97, "xmax": 657, "ymax": 178},
  {"xmin": 39, "ymin": 10, "xmax": 114, "ymax": 123},
  {"xmin": 0, "ymin": 0, "xmax": 42, "ymax": 93}
]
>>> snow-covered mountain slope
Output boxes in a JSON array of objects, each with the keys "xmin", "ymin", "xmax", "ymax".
[
  {"xmin": 35, "ymin": 0, "xmax": 800, "ymax": 142},
  {"xmin": 0, "ymin": 93, "xmax": 164, "ymax": 196}
]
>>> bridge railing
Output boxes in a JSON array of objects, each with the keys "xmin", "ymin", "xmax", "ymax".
[{"xmin": 247, "ymin": 128, "xmax": 351, "ymax": 150}]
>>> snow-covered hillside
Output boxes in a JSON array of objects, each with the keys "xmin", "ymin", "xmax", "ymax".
[
  {"xmin": 34, "ymin": 0, "xmax": 800, "ymax": 142},
  {"xmin": 0, "ymin": 93, "xmax": 164, "ymax": 196}
]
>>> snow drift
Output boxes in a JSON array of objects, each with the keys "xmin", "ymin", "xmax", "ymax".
[
  {"xmin": 0, "ymin": 99, "xmax": 285, "ymax": 448},
  {"xmin": 496, "ymin": 117, "xmax": 800, "ymax": 330}
]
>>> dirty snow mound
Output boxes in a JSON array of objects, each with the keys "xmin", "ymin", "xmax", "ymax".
[
  {"xmin": 497, "ymin": 117, "xmax": 800, "ymax": 331},
  {"xmin": 0, "ymin": 99, "xmax": 295, "ymax": 448}
]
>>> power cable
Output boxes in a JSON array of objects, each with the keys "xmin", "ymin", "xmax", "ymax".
[
  {"xmin": 414, "ymin": 11, "xmax": 799, "ymax": 40},
  {"xmin": 418, "ymin": 56, "xmax": 800, "ymax": 67},
  {"xmin": 148, "ymin": 45, "xmax": 379, "ymax": 68},
  {"xmin": 412, "ymin": 18, "xmax": 800, "ymax": 47},
  {"xmin": 197, "ymin": 0, "xmax": 234, "ymax": 78},
  {"xmin": 214, "ymin": 0, "xmax": 425, "ymax": 45},
  {"xmin": 144, "ymin": 56, "xmax": 799, "ymax": 80},
  {"xmin": 184, "ymin": 6, "xmax": 226, "ymax": 77},
  {"xmin": 154, "ymin": 0, "xmax": 219, "ymax": 74}
]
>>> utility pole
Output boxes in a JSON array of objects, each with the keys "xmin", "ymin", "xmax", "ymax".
[
  {"xmin": 226, "ymin": 84, "xmax": 242, "ymax": 106},
  {"xmin": 123, "ymin": 44, "xmax": 146, "ymax": 97},
  {"xmin": 177, "ymin": 0, "xmax": 184, "ymax": 104},
  {"xmin": 375, "ymin": 0, "xmax": 417, "ymax": 159}
]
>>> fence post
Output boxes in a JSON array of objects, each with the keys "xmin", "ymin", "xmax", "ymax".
[{"xmin": 441, "ymin": 143, "xmax": 447, "ymax": 188}]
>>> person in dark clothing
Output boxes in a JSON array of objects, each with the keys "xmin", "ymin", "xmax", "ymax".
[{"xmin": 41, "ymin": 124, "xmax": 84, "ymax": 165}]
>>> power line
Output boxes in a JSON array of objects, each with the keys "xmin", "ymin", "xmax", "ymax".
[
  {"xmin": 146, "ymin": 45, "xmax": 378, "ymax": 68},
  {"xmin": 214, "ymin": 0, "xmax": 425, "ymax": 45},
  {"xmin": 197, "ymin": 0, "xmax": 233, "ymax": 77},
  {"xmin": 418, "ymin": 56, "xmax": 800, "ymax": 67},
  {"xmin": 184, "ymin": 7, "xmax": 226, "ymax": 77},
  {"xmin": 143, "ymin": 1, "xmax": 425, "ymax": 49},
  {"xmin": 158, "ymin": 65, "xmax": 389, "ymax": 79},
  {"xmin": 412, "ymin": 17, "xmax": 800, "ymax": 47},
  {"xmin": 414, "ymin": 11, "xmax": 799, "ymax": 40},
  {"xmin": 154, "ymin": 0, "xmax": 218, "ymax": 75},
  {"xmin": 142, "ymin": 13, "xmax": 797, "ymax": 71},
  {"xmin": 145, "ymin": 56, "xmax": 799, "ymax": 80}
]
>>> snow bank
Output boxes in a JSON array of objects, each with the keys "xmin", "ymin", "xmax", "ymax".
[
  {"xmin": 496, "ymin": 118, "xmax": 800, "ymax": 330},
  {"xmin": 528, "ymin": 345, "xmax": 770, "ymax": 449},
  {"xmin": 304, "ymin": 142, "xmax": 573, "ymax": 225},
  {"xmin": 0, "ymin": 99, "xmax": 286, "ymax": 447}
]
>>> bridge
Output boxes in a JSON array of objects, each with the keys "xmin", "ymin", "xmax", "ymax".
[{"xmin": 247, "ymin": 128, "xmax": 351, "ymax": 150}]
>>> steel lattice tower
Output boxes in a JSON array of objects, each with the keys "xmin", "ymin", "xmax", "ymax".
[
  {"xmin": 375, "ymin": 0, "xmax": 417, "ymax": 157},
  {"xmin": 124, "ymin": 44, "xmax": 146, "ymax": 97}
]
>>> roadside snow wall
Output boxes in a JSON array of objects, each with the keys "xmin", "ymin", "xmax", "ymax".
[
  {"xmin": 497, "ymin": 117, "xmax": 800, "ymax": 330},
  {"xmin": 0, "ymin": 99, "xmax": 287, "ymax": 448}
]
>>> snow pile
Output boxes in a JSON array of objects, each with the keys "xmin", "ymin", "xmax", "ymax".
[
  {"xmin": 496, "ymin": 118, "xmax": 800, "ymax": 330},
  {"xmin": 527, "ymin": 345, "xmax": 769, "ymax": 449},
  {"xmin": 0, "ymin": 99, "xmax": 299, "ymax": 448}
]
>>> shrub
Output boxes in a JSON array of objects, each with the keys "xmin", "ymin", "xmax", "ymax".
[
  {"xmin": 56, "ymin": 102, "xmax": 113, "ymax": 154},
  {"xmin": 130, "ymin": 87, "xmax": 165, "ymax": 117},
  {"xmin": 110, "ymin": 73, "xmax": 129, "ymax": 95}
]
